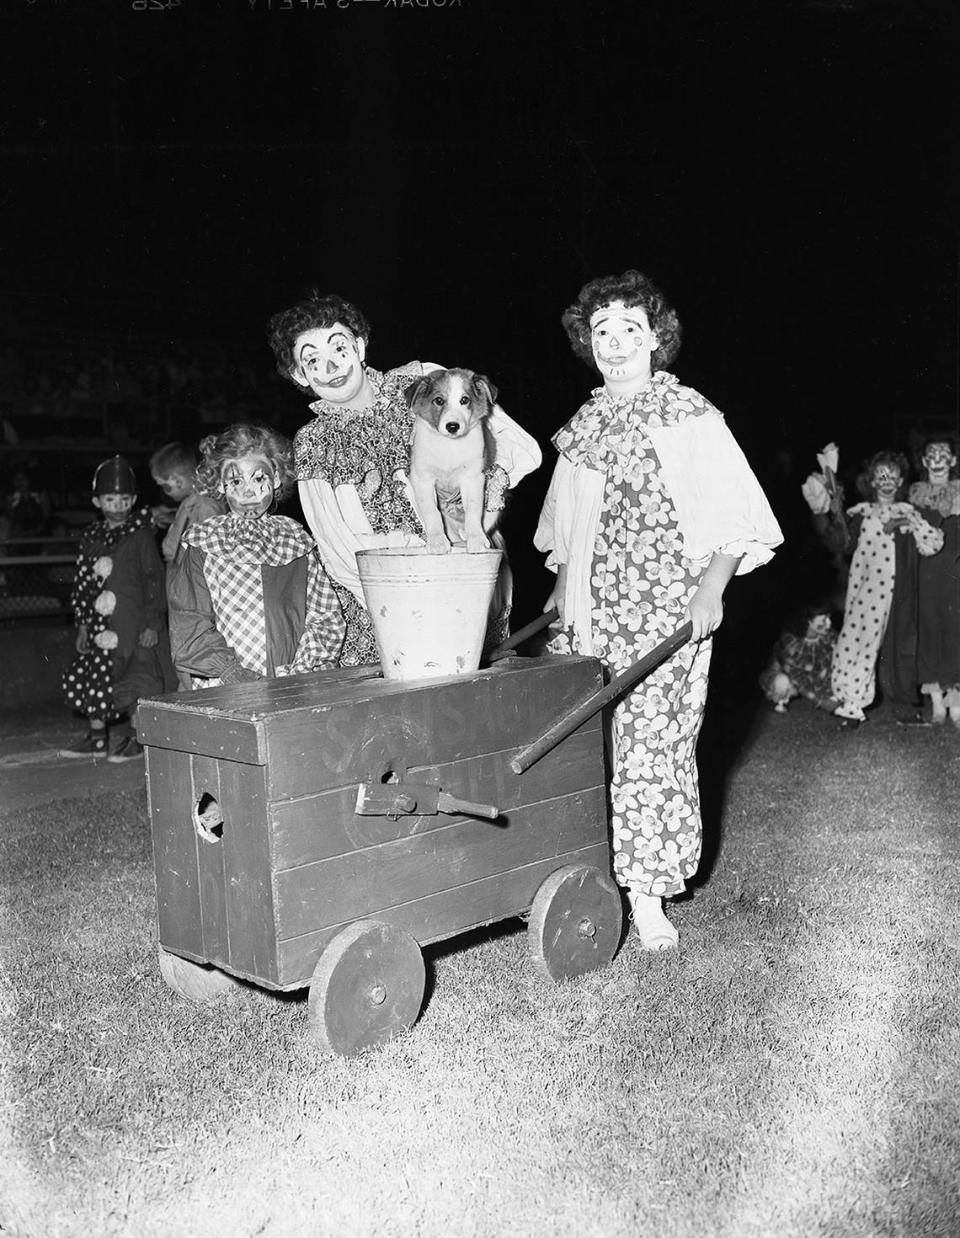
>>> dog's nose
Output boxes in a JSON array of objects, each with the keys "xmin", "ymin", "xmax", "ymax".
[{"xmin": 444, "ymin": 421, "xmax": 462, "ymax": 435}]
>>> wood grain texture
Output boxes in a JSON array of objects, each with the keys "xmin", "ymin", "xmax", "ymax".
[
  {"xmin": 270, "ymin": 723, "xmax": 603, "ymax": 871},
  {"xmin": 190, "ymin": 752, "xmax": 229, "ymax": 965},
  {"xmin": 273, "ymin": 787, "xmax": 608, "ymax": 942},
  {"xmin": 216, "ymin": 762, "xmax": 278, "ymax": 984},
  {"xmin": 273, "ymin": 843, "xmax": 612, "ymax": 989},
  {"xmin": 147, "ymin": 746, "xmax": 203, "ymax": 958}
]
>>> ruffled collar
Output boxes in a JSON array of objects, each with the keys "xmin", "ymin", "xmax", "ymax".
[
  {"xmin": 82, "ymin": 505, "xmax": 153, "ymax": 551},
  {"xmin": 305, "ymin": 364, "xmax": 419, "ymax": 424},
  {"xmin": 294, "ymin": 362, "xmax": 423, "ymax": 490},
  {"xmin": 909, "ymin": 478, "xmax": 960, "ymax": 518},
  {"xmin": 553, "ymin": 371, "xmax": 716, "ymax": 469},
  {"xmin": 183, "ymin": 514, "xmax": 315, "ymax": 566}
]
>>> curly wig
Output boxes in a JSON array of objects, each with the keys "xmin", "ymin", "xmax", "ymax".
[
  {"xmin": 149, "ymin": 441, "xmax": 198, "ymax": 478},
  {"xmin": 196, "ymin": 423, "xmax": 296, "ymax": 503},
  {"xmin": 267, "ymin": 292, "xmax": 372, "ymax": 383},
  {"xmin": 562, "ymin": 270, "xmax": 682, "ymax": 372},
  {"xmin": 863, "ymin": 449, "xmax": 910, "ymax": 501}
]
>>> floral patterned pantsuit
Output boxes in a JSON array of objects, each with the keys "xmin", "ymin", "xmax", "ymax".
[{"xmin": 550, "ymin": 439, "xmax": 710, "ymax": 897}]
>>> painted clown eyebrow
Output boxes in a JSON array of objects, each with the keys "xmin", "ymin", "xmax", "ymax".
[{"xmin": 591, "ymin": 312, "xmax": 646, "ymax": 328}]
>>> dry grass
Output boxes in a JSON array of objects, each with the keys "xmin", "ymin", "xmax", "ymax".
[{"xmin": 2, "ymin": 698, "xmax": 959, "ymax": 1237}]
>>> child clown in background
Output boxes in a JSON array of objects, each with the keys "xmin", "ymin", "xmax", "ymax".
[
  {"xmin": 908, "ymin": 435, "xmax": 960, "ymax": 725},
  {"xmin": 149, "ymin": 440, "xmax": 227, "ymax": 571},
  {"xmin": 60, "ymin": 455, "xmax": 168, "ymax": 762},
  {"xmin": 168, "ymin": 423, "xmax": 345, "ymax": 686}
]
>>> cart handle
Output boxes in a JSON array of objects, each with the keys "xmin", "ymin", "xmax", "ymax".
[
  {"xmin": 510, "ymin": 622, "xmax": 693, "ymax": 774},
  {"xmin": 487, "ymin": 607, "xmax": 559, "ymax": 663}
]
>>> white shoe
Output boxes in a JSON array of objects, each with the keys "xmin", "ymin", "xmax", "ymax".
[{"xmin": 626, "ymin": 889, "xmax": 679, "ymax": 952}]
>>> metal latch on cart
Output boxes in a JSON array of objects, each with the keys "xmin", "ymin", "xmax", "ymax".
[{"xmin": 354, "ymin": 782, "xmax": 500, "ymax": 821}]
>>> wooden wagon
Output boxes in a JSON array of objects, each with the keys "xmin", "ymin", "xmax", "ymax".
[{"xmin": 137, "ymin": 654, "xmax": 623, "ymax": 1056}]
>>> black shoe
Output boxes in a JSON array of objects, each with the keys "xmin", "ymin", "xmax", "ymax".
[
  {"xmin": 836, "ymin": 717, "xmax": 865, "ymax": 731},
  {"xmin": 59, "ymin": 731, "xmax": 108, "ymax": 759},
  {"xmin": 107, "ymin": 735, "xmax": 144, "ymax": 764}
]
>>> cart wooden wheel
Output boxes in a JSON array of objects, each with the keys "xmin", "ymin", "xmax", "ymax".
[
  {"xmin": 528, "ymin": 864, "xmax": 623, "ymax": 981},
  {"xmin": 307, "ymin": 920, "xmax": 425, "ymax": 1057},
  {"xmin": 158, "ymin": 946, "xmax": 243, "ymax": 1004}
]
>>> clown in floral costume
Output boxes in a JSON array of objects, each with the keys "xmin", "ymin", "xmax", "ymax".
[
  {"xmin": 535, "ymin": 271, "xmax": 782, "ymax": 951},
  {"xmin": 60, "ymin": 455, "xmax": 169, "ymax": 762},
  {"xmin": 268, "ymin": 292, "xmax": 541, "ymax": 666}
]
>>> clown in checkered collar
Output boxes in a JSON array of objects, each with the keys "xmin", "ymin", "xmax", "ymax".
[{"xmin": 168, "ymin": 424, "xmax": 346, "ymax": 687}]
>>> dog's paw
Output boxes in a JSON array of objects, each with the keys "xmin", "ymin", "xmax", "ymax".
[
  {"xmin": 466, "ymin": 534, "xmax": 490, "ymax": 553},
  {"xmin": 426, "ymin": 535, "xmax": 451, "ymax": 554}
]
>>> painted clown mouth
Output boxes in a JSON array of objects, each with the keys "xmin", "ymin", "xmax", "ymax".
[{"xmin": 317, "ymin": 367, "xmax": 354, "ymax": 389}]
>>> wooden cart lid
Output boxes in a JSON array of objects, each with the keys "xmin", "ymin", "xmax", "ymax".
[{"xmin": 136, "ymin": 655, "xmax": 601, "ymax": 768}]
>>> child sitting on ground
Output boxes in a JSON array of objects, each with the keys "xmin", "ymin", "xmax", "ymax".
[
  {"xmin": 168, "ymin": 423, "xmax": 346, "ymax": 686},
  {"xmin": 149, "ymin": 441, "xmax": 227, "ymax": 570},
  {"xmin": 60, "ymin": 455, "xmax": 169, "ymax": 762},
  {"xmin": 759, "ymin": 605, "xmax": 838, "ymax": 712}
]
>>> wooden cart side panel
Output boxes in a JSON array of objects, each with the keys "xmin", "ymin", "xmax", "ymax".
[
  {"xmin": 262, "ymin": 659, "xmax": 605, "ymax": 801},
  {"xmin": 190, "ymin": 753, "xmax": 229, "ymax": 964},
  {"xmin": 272, "ymin": 785, "xmax": 608, "ymax": 942},
  {"xmin": 270, "ymin": 721, "xmax": 604, "ymax": 871},
  {"xmin": 138, "ymin": 705, "xmax": 263, "ymax": 765},
  {"xmin": 147, "ymin": 746, "xmax": 204, "ymax": 958},
  {"xmin": 273, "ymin": 842, "xmax": 612, "ymax": 988},
  {"xmin": 217, "ymin": 761, "xmax": 279, "ymax": 985}
]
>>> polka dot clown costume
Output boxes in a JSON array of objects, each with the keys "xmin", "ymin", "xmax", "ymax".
[
  {"xmin": 831, "ymin": 451, "xmax": 943, "ymax": 724},
  {"xmin": 60, "ymin": 455, "xmax": 169, "ymax": 761}
]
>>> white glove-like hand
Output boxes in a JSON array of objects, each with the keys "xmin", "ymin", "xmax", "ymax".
[{"xmin": 802, "ymin": 473, "xmax": 831, "ymax": 514}]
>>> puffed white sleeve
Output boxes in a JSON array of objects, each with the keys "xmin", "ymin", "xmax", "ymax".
[
  {"xmin": 487, "ymin": 405, "xmax": 542, "ymax": 488},
  {"xmin": 298, "ymin": 476, "xmax": 369, "ymax": 603}
]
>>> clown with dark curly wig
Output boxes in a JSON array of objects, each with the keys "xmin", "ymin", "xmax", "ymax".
[
  {"xmin": 831, "ymin": 449, "xmax": 943, "ymax": 724},
  {"xmin": 267, "ymin": 291, "xmax": 541, "ymax": 666},
  {"xmin": 168, "ymin": 423, "xmax": 345, "ymax": 685},
  {"xmin": 535, "ymin": 270, "xmax": 782, "ymax": 952}
]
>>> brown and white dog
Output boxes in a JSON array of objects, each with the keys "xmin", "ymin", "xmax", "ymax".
[{"xmin": 405, "ymin": 368, "xmax": 498, "ymax": 554}]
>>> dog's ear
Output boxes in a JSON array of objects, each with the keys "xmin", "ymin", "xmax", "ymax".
[
  {"xmin": 471, "ymin": 374, "xmax": 499, "ymax": 409},
  {"xmin": 404, "ymin": 375, "xmax": 434, "ymax": 408}
]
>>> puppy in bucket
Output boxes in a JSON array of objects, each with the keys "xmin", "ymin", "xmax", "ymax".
[{"xmin": 406, "ymin": 367, "xmax": 499, "ymax": 554}]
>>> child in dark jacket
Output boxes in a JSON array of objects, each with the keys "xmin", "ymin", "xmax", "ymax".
[
  {"xmin": 60, "ymin": 455, "xmax": 169, "ymax": 762},
  {"xmin": 169, "ymin": 423, "xmax": 345, "ymax": 686}
]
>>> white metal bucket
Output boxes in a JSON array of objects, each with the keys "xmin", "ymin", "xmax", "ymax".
[{"xmin": 357, "ymin": 547, "xmax": 503, "ymax": 681}]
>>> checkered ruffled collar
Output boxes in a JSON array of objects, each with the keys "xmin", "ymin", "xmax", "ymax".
[
  {"xmin": 552, "ymin": 371, "xmax": 715, "ymax": 469},
  {"xmin": 183, "ymin": 515, "xmax": 315, "ymax": 566}
]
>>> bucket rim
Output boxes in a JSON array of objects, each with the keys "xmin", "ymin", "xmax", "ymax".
[{"xmin": 356, "ymin": 546, "xmax": 502, "ymax": 561}]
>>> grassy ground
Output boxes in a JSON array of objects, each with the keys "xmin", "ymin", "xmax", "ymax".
[{"xmin": 2, "ymin": 695, "xmax": 959, "ymax": 1237}]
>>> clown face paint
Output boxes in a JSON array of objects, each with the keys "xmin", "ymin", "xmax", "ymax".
[
  {"xmin": 292, "ymin": 323, "xmax": 368, "ymax": 406},
  {"xmin": 94, "ymin": 492, "xmax": 136, "ymax": 527},
  {"xmin": 589, "ymin": 301, "xmax": 660, "ymax": 394},
  {"xmin": 922, "ymin": 442, "xmax": 956, "ymax": 485},
  {"xmin": 220, "ymin": 455, "xmax": 276, "ymax": 520},
  {"xmin": 871, "ymin": 464, "xmax": 902, "ymax": 503}
]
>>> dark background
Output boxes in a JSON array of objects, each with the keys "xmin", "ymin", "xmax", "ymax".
[{"xmin": 2, "ymin": 0, "xmax": 958, "ymax": 625}]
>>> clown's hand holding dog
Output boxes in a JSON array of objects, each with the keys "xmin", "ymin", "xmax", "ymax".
[{"xmin": 269, "ymin": 292, "xmax": 541, "ymax": 666}]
